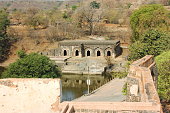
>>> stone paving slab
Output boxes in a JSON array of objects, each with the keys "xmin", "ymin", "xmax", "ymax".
[{"xmin": 73, "ymin": 78, "xmax": 126, "ymax": 102}]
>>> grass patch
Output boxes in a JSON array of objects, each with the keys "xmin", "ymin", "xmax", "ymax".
[
  {"xmin": 111, "ymin": 72, "xmax": 128, "ymax": 79},
  {"xmin": 122, "ymin": 82, "xmax": 127, "ymax": 95}
]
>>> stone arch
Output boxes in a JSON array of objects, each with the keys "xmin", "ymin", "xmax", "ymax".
[
  {"xmin": 87, "ymin": 50, "xmax": 90, "ymax": 56},
  {"xmin": 107, "ymin": 51, "xmax": 111, "ymax": 56},
  {"xmin": 75, "ymin": 50, "xmax": 79, "ymax": 56},
  {"xmin": 97, "ymin": 51, "xmax": 101, "ymax": 56},
  {"xmin": 64, "ymin": 50, "xmax": 67, "ymax": 56},
  {"xmin": 85, "ymin": 48, "xmax": 93, "ymax": 57},
  {"xmin": 73, "ymin": 47, "xmax": 81, "ymax": 57},
  {"xmin": 94, "ymin": 48, "xmax": 103, "ymax": 57},
  {"xmin": 105, "ymin": 47, "xmax": 114, "ymax": 57},
  {"xmin": 61, "ymin": 47, "xmax": 70, "ymax": 56}
]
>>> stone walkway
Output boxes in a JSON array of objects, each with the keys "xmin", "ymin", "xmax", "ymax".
[{"xmin": 73, "ymin": 78, "xmax": 126, "ymax": 102}]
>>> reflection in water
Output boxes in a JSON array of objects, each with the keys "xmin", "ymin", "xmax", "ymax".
[
  {"xmin": 62, "ymin": 87, "xmax": 87, "ymax": 101},
  {"xmin": 61, "ymin": 74, "xmax": 109, "ymax": 101}
]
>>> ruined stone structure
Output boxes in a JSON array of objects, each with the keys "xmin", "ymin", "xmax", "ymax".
[
  {"xmin": 40, "ymin": 40, "xmax": 121, "ymax": 74},
  {"xmin": 59, "ymin": 55, "xmax": 162, "ymax": 113},
  {"xmin": 47, "ymin": 40, "xmax": 121, "ymax": 58}
]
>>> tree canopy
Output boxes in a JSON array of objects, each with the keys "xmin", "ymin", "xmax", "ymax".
[
  {"xmin": 2, "ymin": 53, "xmax": 61, "ymax": 78},
  {"xmin": 130, "ymin": 4, "xmax": 170, "ymax": 42},
  {"xmin": 0, "ymin": 9, "xmax": 10, "ymax": 63},
  {"xmin": 155, "ymin": 51, "xmax": 170, "ymax": 102},
  {"xmin": 128, "ymin": 29, "xmax": 170, "ymax": 60},
  {"xmin": 90, "ymin": 1, "xmax": 101, "ymax": 9},
  {"xmin": 0, "ymin": 10, "xmax": 10, "ymax": 37}
]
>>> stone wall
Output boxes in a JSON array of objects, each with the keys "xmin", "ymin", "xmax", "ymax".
[
  {"xmin": 0, "ymin": 79, "xmax": 61, "ymax": 113},
  {"xmin": 126, "ymin": 55, "xmax": 159, "ymax": 103}
]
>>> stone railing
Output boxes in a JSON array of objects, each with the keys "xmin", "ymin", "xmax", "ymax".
[
  {"xmin": 59, "ymin": 55, "xmax": 162, "ymax": 113},
  {"xmin": 127, "ymin": 55, "xmax": 159, "ymax": 103}
]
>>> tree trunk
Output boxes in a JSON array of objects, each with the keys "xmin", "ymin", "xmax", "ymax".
[{"xmin": 89, "ymin": 22, "xmax": 93, "ymax": 35}]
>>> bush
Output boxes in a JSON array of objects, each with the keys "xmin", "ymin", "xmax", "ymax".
[
  {"xmin": 155, "ymin": 51, "xmax": 170, "ymax": 102},
  {"xmin": 17, "ymin": 50, "xmax": 27, "ymax": 58},
  {"xmin": 2, "ymin": 53, "xmax": 61, "ymax": 78}
]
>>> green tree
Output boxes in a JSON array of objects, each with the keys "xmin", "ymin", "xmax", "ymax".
[
  {"xmin": 0, "ymin": 10, "xmax": 10, "ymax": 63},
  {"xmin": 72, "ymin": 5, "xmax": 78, "ymax": 11},
  {"xmin": 2, "ymin": 53, "xmax": 61, "ymax": 78},
  {"xmin": 0, "ymin": 10, "xmax": 9, "ymax": 36},
  {"xmin": 129, "ymin": 30, "xmax": 170, "ymax": 60},
  {"xmin": 130, "ymin": 4, "xmax": 169, "ymax": 42},
  {"xmin": 155, "ymin": 51, "xmax": 170, "ymax": 102},
  {"xmin": 90, "ymin": 1, "xmax": 100, "ymax": 9}
]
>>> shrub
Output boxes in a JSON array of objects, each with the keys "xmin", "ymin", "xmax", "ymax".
[
  {"xmin": 17, "ymin": 50, "xmax": 27, "ymax": 58},
  {"xmin": 155, "ymin": 51, "xmax": 170, "ymax": 102},
  {"xmin": 2, "ymin": 53, "xmax": 61, "ymax": 78}
]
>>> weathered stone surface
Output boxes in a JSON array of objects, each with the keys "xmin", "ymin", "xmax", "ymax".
[
  {"xmin": 0, "ymin": 79, "xmax": 61, "ymax": 113},
  {"xmin": 126, "ymin": 55, "xmax": 160, "ymax": 103},
  {"xmin": 130, "ymin": 85, "xmax": 138, "ymax": 96}
]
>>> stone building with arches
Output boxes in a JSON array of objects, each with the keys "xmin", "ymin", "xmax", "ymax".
[{"xmin": 48, "ymin": 40, "xmax": 121, "ymax": 58}]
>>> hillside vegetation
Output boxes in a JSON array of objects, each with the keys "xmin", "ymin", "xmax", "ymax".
[{"xmin": 0, "ymin": 0, "xmax": 169, "ymax": 66}]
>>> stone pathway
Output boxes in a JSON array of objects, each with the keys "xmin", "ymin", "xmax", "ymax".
[{"xmin": 73, "ymin": 78, "xmax": 126, "ymax": 102}]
